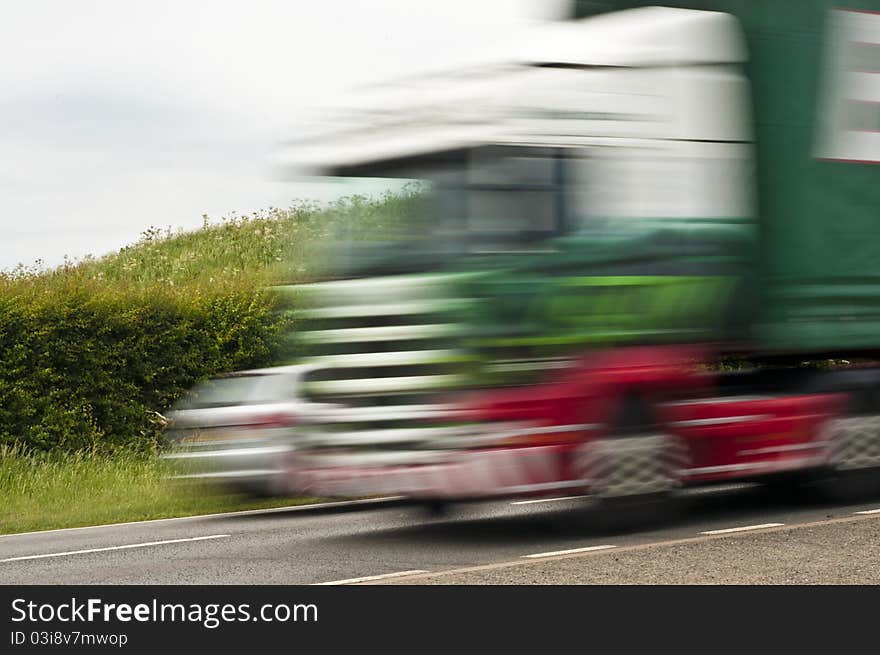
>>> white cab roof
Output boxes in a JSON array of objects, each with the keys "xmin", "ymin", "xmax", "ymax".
[{"xmin": 276, "ymin": 7, "xmax": 747, "ymax": 174}]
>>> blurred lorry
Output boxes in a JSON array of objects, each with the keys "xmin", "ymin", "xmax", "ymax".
[{"xmin": 181, "ymin": 3, "xmax": 880, "ymax": 507}]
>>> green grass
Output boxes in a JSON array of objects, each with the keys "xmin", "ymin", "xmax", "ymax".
[
  {"xmin": 3, "ymin": 188, "xmax": 421, "ymax": 291},
  {"xmin": 76, "ymin": 189, "xmax": 418, "ymax": 289},
  {"xmin": 0, "ymin": 446, "xmax": 319, "ymax": 535}
]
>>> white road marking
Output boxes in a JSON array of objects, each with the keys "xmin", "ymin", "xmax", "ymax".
[
  {"xmin": 312, "ymin": 570, "xmax": 429, "ymax": 585},
  {"xmin": 0, "ymin": 497, "xmax": 404, "ymax": 540},
  {"xmin": 511, "ymin": 495, "xmax": 585, "ymax": 506},
  {"xmin": 523, "ymin": 545, "xmax": 616, "ymax": 559},
  {"xmin": 700, "ymin": 523, "xmax": 784, "ymax": 535},
  {"xmin": 367, "ymin": 511, "xmax": 880, "ymax": 584},
  {"xmin": 854, "ymin": 508, "xmax": 880, "ymax": 515},
  {"xmin": 0, "ymin": 534, "xmax": 230, "ymax": 563}
]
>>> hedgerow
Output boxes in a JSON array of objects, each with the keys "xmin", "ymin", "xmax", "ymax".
[{"xmin": 0, "ymin": 190, "xmax": 419, "ymax": 452}]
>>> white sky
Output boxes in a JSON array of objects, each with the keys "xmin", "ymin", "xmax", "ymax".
[{"xmin": 0, "ymin": 0, "xmax": 570, "ymax": 269}]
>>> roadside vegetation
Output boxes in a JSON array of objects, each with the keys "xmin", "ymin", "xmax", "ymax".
[
  {"xmin": 0, "ymin": 190, "xmax": 418, "ymax": 534},
  {"xmin": 0, "ymin": 445, "xmax": 318, "ymax": 535}
]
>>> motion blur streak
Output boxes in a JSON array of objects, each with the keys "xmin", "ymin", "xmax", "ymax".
[{"xmin": 168, "ymin": 3, "xmax": 880, "ymax": 520}]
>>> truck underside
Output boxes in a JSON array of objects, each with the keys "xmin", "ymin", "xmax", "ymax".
[{"xmin": 286, "ymin": 343, "xmax": 880, "ymax": 504}]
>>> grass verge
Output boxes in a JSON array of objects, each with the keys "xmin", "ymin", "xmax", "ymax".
[{"xmin": 0, "ymin": 448, "xmax": 318, "ymax": 536}]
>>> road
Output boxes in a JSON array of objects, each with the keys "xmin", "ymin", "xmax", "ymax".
[{"xmin": 2, "ymin": 486, "xmax": 880, "ymax": 584}]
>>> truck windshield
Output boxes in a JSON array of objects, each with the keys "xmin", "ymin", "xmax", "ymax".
[{"xmin": 327, "ymin": 145, "xmax": 579, "ymax": 269}]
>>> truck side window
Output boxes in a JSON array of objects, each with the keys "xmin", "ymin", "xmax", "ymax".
[
  {"xmin": 465, "ymin": 146, "xmax": 563, "ymax": 251},
  {"xmin": 562, "ymin": 150, "xmax": 596, "ymax": 233}
]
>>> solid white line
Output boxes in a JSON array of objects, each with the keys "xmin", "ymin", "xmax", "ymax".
[
  {"xmin": 523, "ymin": 545, "xmax": 616, "ymax": 559},
  {"xmin": 0, "ymin": 534, "xmax": 230, "ymax": 563},
  {"xmin": 511, "ymin": 496, "xmax": 586, "ymax": 506},
  {"xmin": 0, "ymin": 497, "xmax": 403, "ymax": 540},
  {"xmin": 311, "ymin": 570, "xmax": 429, "ymax": 585},
  {"xmin": 854, "ymin": 509, "xmax": 880, "ymax": 515},
  {"xmin": 700, "ymin": 523, "xmax": 784, "ymax": 535}
]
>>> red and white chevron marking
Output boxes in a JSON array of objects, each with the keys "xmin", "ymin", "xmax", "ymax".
[
  {"xmin": 824, "ymin": 415, "xmax": 880, "ymax": 472},
  {"xmin": 572, "ymin": 434, "xmax": 690, "ymax": 498}
]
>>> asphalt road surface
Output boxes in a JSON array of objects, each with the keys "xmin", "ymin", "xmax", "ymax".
[{"xmin": 2, "ymin": 486, "xmax": 880, "ymax": 584}]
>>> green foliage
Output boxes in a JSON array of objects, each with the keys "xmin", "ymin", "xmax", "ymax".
[
  {"xmin": 0, "ymin": 190, "xmax": 422, "ymax": 452},
  {"xmin": 0, "ymin": 444, "xmax": 317, "ymax": 534}
]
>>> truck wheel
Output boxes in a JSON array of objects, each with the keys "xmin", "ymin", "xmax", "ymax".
[
  {"xmin": 571, "ymin": 392, "xmax": 691, "ymax": 528},
  {"xmin": 573, "ymin": 432, "xmax": 690, "ymax": 529},
  {"xmin": 576, "ymin": 433, "xmax": 689, "ymax": 500},
  {"xmin": 813, "ymin": 415, "xmax": 880, "ymax": 502}
]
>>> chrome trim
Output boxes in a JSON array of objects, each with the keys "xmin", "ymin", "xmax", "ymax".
[
  {"xmin": 671, "ymin": 414, "xmax": 770, "ymax": 428},
  {"xmin": 307, "ymin": 403, "xmax": 452, "ymax": 423},
  {"xmin": 686, "ymin": 455, "xmax": 824, "ymax": 476},
  {"xmin": 662, "ymin": 396, "xmax": 773, "ymax": 407},
  {"xmin": 162, "ymin": 445, "xmax": 293, "ymax": 459},
  {"xmin": 737, "ymin": 441, "xmax": 831, "ymax": 456},
  {"xmin": 305, "ymin": 373, "xmax": 466, "ymax": 395},
  {"xmin": 296, "ymin": 298, "xmax": 472, "ymax": 319},
  {"xmin": 308, "ymin": 425, "xmax": 466, "ymax": 446},
  {"xmin": 298, "ymin": 451, "xmax": 454, "ymax": 467},
  {"xmin": 302, "ymin": 349, "xmax": 466, "ymax": 368},
  {"xmin": 299, "ymin": 323, "xmax": 460, "ymax": 344}
]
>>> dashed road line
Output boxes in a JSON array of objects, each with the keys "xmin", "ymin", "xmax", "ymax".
[
  {"xmin": 700, "ymin": 523, "xmax": 784, "ymax": 535},
  {"xmin": 523, "ymin": 545, "xmax": 616, "ymax": 559},
  {"xmin": 0, "ymin": 534, "xmax": 230, "ymax": 563},
  {"xmin": 0, "ymin": 497, "xmax": 404, "ymax": 540},
  {"xmin": 369, "ymin": 514, "xmax": 880, "ymax": 584},
  {"xmin": 854, "ymin": 509, "xmax": 880, "ymax": 515},
  {"xmin": 312, "ymin": 570, "xmax": 430, "ymax": 585}
]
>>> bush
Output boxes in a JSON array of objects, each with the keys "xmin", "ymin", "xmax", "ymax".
[
  {"xmin": 0, "ymin": 189, "xmax": 423, "ymax": 452},
  {"xmin": 0, "ymin": 278, "xmax": 289, "ymax": 452}
]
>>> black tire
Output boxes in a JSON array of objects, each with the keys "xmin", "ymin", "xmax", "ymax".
[
  {"xmin": 811, "ymin": 415, "xmax": 880, "ymax": 502},
  {"xmin": 574, "ymin": 393, "xmax": 690, "ymax": 531},
  {"xmin": 783, "ymin": 370, "xmax": 880, "ymax": 502}
]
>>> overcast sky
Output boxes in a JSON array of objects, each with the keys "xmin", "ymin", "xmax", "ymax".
[{"xmin": 0, "ymin": 1, "xmax": 571, "ymax": 270}]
